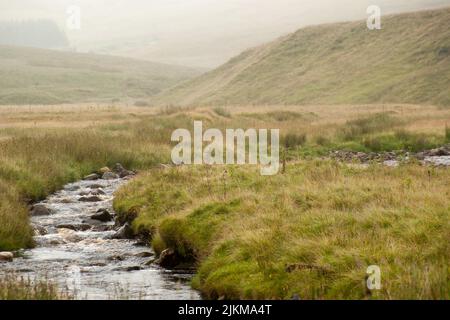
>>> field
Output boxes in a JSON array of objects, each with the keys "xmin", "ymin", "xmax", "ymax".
[
  {"xmin": 0, "ymin": 103, "xmax": 449, "ymax": 299},
  {"xmin": 0, "ymin": 45, "xmax": 201, "ymax": 105}
]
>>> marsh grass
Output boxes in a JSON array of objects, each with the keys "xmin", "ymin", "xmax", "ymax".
[
  {"xmin": 1, "ymin": 103, "xmax": 450, "ymax": 299},
  {"xmin": 0, "ymin": 274, "xmax": 72, "ymax": 300},
  {"xmin": 114, "ymin": 162, "xmax": 450, "ymax": 299}
]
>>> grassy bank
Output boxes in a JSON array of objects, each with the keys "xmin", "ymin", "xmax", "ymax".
[{"xmin": 114, "ymin": 162, "xmax": 450, "ymax": 299}]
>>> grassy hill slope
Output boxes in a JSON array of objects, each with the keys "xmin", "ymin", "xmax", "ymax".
[
  {"xmin": 0, "ymin": 46, "xmax": 201, "ymax": 105},
  {"xmin": 156, "ymin": 8, "xmax": 450, "ymax": 107}
]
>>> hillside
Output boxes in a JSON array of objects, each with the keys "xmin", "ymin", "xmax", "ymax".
[
  {"xmin": 156, "ymin": 7, "xmax": 450, "ymax": 107},
  {"xmin": 0, "ymin": 45, "xmax": 201, "ymax": 105}
]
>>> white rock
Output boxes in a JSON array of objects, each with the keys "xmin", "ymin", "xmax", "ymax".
[{"xmin": 0, "ymin": 252, "xmax": 13, "ymax": 262}]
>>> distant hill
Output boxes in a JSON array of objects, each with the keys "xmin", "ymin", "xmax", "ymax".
[
  {"xmin": 0, "ymin": 45, "xmax": 201, "ymax": 105},
  {"xmin": 156, "ymin": 7, "xmax": 450, "ymax": 107},
  {"xmin": 0, "ymin": 20, "xmax": 68, "ymax": 49}
]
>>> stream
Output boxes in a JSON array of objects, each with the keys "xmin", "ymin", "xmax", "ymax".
[{"xmin": 0, "ymin": 177, "xmax": 200, "ymax": 300}]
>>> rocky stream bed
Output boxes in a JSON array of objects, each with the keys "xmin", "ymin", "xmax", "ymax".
[{"xmin": 0, "ymin": 165, "xmax": 200, "ymax": 300}]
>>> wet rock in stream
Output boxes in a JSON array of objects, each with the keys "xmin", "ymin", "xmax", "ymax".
[
  {"xmin": 91, "ymin": 209, "xmax": 113, "ymax": 222},
  {"xmin": 30, "ymin": 204, "xmax": 52, "ymax": 216},
  {"xmin": 0, "ymin": 252, "xmax": 14, "ymax": 262}
]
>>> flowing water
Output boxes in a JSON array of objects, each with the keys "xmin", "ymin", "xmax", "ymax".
[{"xmin": 0, "ymin": 177, "xmax": 200, "ymax": 300}]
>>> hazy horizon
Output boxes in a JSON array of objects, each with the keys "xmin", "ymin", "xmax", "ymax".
[{"xmin": 1, "ymin": 0, "xmax": 449, "ymax": 68}]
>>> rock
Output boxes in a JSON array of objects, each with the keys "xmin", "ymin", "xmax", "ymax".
[
  {"xmin": 0, "ymin": 252, "xmax": 14, "ymax": 262},
  {"xmin": 111, "ymin": 223, "xmax": 134, "ymax": 239},
  {"xmin": 102, "ymin": 171, "xmax": 119, "ymax": 180},
  {"xmin": 65, "ymin": 185, "xmax": 80, "ymax": 191},
  {"xmin": 108, "ymin": 255, "xmax": 125, "ymax": 261},
  {"xmin": 91, "ymin": 225, "xmax": 114, "ymax": 232},
  {"xmin": 56, "ymin": 224, "xmax": 91, "ymax": 231},
  {"xmin": 83, "ymin": 173, "xmax": 100, "ymax": 181},
  {"xmin": 427, "ymin": 148, "xmax": 449, "ymax": 156},
  {"xmin": 135, "ymin": 252, "xmax": 154, "ymax": 258},
  {"xmin": 82, "ymin": 218, "xmax": 103, "ymax": 226},
  {"xmin": 92, "ymin": 189, "xmax": 106, "ymax": 195},
  {"xmin": 91, "ymin": 209, "xmax": 113, "ymax": 222},
  {"xmin": 57, "ymin": 229, "xmax": 82, "ymax": 243},
  {"xmin": 32, "ymin": 224, "xmax": 48, "ymax": 235},
  {"xmin": 30, "ymin": 204, "xmax": 52, "ymax": 216},
  {"xmin": 155, "ymin": 248, "xmax": 179, "ymax": 269},
  {"xmin": 98, "ymin": 167, "xmax": 111, "ymax": 174},
  {"xmin": 125, "ymin": 266, "xmax": 142, "ymax": 271},
  {"xmin": 87, "ymin": 184, "xmax": 104, "ymax": 189},
  {"xmin": 415, "ymin": 152, "xmax": 426, "ymax": 160},
  {"xmin": 81, "ymin": 189, "xmax": 105, "ymax": 196},
  {"xmin": 113, "ymin": 266, "xmax": 142, "ymax": 272},
  {"xmin": 113, "ymin": 163, "xmax": 126, "ymax": 173},
  {"xmin": 79, "ymin": 196, "xmax": 102, "ymax": 202},
  {"xmin": 112, "ymin": 163, "xmax": 135, "ymax": 178}
]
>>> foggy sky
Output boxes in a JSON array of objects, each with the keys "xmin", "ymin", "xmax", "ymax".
[{"xmin": 1, "ymin": 0, "xmax": 449, "ymax": 68}]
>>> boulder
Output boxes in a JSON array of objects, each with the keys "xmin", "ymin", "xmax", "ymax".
[
  {"xmin": 91, "ymin": 189, "xmax": 106, "ymax": 196},
  {"xmin": 102, "ymin": 171, "xmax": 119, "ymax": 180},
  {"xmin": 82, "ymin": 218, "xmax": 103, "ymax": 226},
  {"xmin": 30, "ymin": 204, "xmax": 52, "ymax": 216},
  {"xmin": 91, "ymin": 209, "xmax": 113, "ymax": 222},
  {"xmin": 65, "ymin": 185, "xmax": 80, "ymax": 191},
  {"xmin": 57, "ymin": 229, "xmax": 82, "ymax": 243},
  {"xmin": 56, "ymin": 224, "xmax": 91, "ymax": 231},
  {"xmin": 32, "ymin": 224, "xmax": 48, "ymax": 235},
  {"xmin": 113, "ymin": 163, "xmax": 126, "ymax": 173},
  {"xmin": 91, "ymin": 225, "xmax": 114, "ymax": 232},
  {"xmin": 155, "ymin": 248, "xmax": 179, "ymax": 269},
  {"xmin": 111, "ymin": 223, "xmax": 134, "ymax": 239},
  {"xmin": 79, "ymin": 196, "xmax": 102, "ymax": 202},
  {"xmin": 87, "ymin": 184, "xmax": 105, "ymax": 189},
  {"xmin": 0, "ymin": 252, "xmax": 14, "ymax": 262},
  {"xmin": 112, "ymin": 163, "xmax": 135, "ymax": 178},
  {"xmin": 98, "ymin": 167, "xmax": 111, "ymax": 174},
  {"xmin": 83, "ymin": 173, "xmax": 100, "ymax": 181},
  {"xmin": 135, "ymin": 251, "xmax": 154, "ymax": 258}
]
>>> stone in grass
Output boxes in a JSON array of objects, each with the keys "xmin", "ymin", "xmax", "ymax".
[
  {"xmin": 30, "ymin": 204, "xmax": 52, "ymax": 216},
  {"xmin": 91, "ymin": 209, "xmax": 113, "ymax": 222}
]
